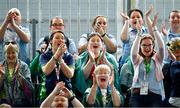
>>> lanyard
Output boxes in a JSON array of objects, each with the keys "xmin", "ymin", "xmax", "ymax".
[
  {"xmin": 143, "ymin": 59, "xmax": 151, "ymax": 81},
  {"xmin": 4, "ymin": 60, "xmax": 20, "ymax": 104},
  {"xmin": 144, "ymin": 59, "xmax": 151, "ymax": 74},
  {"xmin": 55, "ymin": 63, "xmax": 60, "ymax": 81}
]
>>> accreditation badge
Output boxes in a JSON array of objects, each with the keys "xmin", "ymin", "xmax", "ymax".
[{"xmin": 140, "ymin": 82, "xmax": 148, "ymax": 95}]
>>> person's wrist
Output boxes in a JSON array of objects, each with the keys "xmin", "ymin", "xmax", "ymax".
[
  {"xmin": 58, "ymin": 58, "xmax": 64, "ymax": 65},
  {"xmin": 111, "ymin": 85, "xmax": 116, "ymax": 91},
  {"xmin": 52, "ymin": 56, "xmax": 58, "ymax": 62},
  {"xmin": 125, "ymin": 19, "xmax": 129, "ymax": 23},
  {"xmin": 68, "ymin": 92, "xmax": 76, "ymax": 102},
  {"xmin": 152, "ymin": 26, "xmax": 158, "ymax": 32},
  {"xmin": 101, "ymin": 33, "xmax": 106, "ymax": 38},
  {"xmin": 137, "ymin": 30, "xmax": 143, "ymax": 37}
]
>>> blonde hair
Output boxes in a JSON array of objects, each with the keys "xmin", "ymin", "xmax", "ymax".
[
  {"xmin": 4, "ymin": 43, "xmax": 19, "ymax": 55},
  {"xmin": 167, "ymin": 37, "xmax": 180, "ymax": 51},
  {"xmin": 8, "ymin": 8, "xmax": 21, "ymax": 17},
  {"xmin": 94, "ymin": 64, "xmax": 111, "ymax": 75}
]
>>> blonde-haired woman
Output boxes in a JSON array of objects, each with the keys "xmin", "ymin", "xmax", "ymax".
[{"xmin": 0, "ymin": 40, "xmax": 33, "ymax": 107}]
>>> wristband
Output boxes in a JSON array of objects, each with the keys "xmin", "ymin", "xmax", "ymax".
[
  {"xmin": 101, "ymin": 33, "xmax": 106, "ymax": 37},
  {"xmin": 69, "ymin": 93, "xmax": 76, "ymax": 102}
]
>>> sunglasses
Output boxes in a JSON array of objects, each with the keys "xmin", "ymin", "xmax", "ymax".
[{"xmin": 5, "ymin": 41, "xmax": 17, "ymax": 45}]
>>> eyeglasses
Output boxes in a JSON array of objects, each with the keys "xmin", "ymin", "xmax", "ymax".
[
  {"xmin": 51, "ymin": 23, "xmax": 64, "ymax": 27},
  {"xmin": 141, "ymin": 44, "xmax": 153, "ymax": 48},
  {"xmin": 5, "ymin": 41, "xmax": 17, "ymax": 45}
]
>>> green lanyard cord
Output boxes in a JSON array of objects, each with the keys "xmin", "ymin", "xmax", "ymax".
[{"xmin": 144, "ymin": 59, "xmax": 151, "ymax": 74}]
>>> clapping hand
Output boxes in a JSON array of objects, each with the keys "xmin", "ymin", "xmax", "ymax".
[
  {"xmin": 100, "ymin": 47, "xmax": 107, "ymax": 63},
  {"xmin": 53, "ymin": 81, "xmax": 73, "ymax": 99},
  {"xmin": 145, "ymin": 5, "xmax": 153, "ymax": 17},
  {"xmin": 120, "ymin": 12, "xmax": 129, "ymax": 21},
  {"xmin": 87, "ymin": 44, "xmax": 95, "ymax": 62},
  {"xmin": 109, "ymin": 70, "xmax": 114, "ymax": 88},
  {"xmin": 52, "ymin": 81, "xmax": 65, "ymax": 96},
  {"xmin": 5, "ymin": 10, "xmax": 19, "ymax": 27},
  {"xmin": 152, "ymin": 13, "xmax": 159, "ymax": 27},
  {"xmin": 54, "ymin": 40, "xmax": 67, "ymax": 60},
  {"xmin": 161, "ymin": 22, "xmax": 168, "ymax": 36},
  {"xmin": 100, "ymin": 48, "xmax": 114, "ymax": 72},
  {"xmin": 11, "ymin": 17, "xmax": 18, "ymax": 28},
  {"xmin": 136, "ymin": 18, "xmax": 143, "ymax": 37},
  {"xmin": 5, "ymin": 11, "xmax": 13, "ymax": 24},
  {"xmin": 92, "ymin": 73, "xmax": 98, "ymax": 87},
  {"xmin": 94, "ymin": 22, "xmax": 105, "ymax": 36}
]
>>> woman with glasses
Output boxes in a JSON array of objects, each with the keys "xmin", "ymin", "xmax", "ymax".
[
  {"xmin": 0, "ymin": 40, "xmax": 33, "ymax": 107},
  {"xmin": 82, "ymin": 64, "xmax": 123, "ymax": 107},
  {"xmin": 129, "ymin": 13, "xmax": 165, "ymax": 107},
  {"xmin": 49, "ymin": 16, "xmax": 77, "ymax": 55}
]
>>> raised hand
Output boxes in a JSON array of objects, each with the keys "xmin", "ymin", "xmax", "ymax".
[
  {"xmin": 94, "ymin": 22, "xmax": 105, "ymax": 35},
  {"xmin": 54, "ymin": 41, "xmax": 67, "ymax": 60},
  {"xmin": 11, "ymin": 18, "xmax": 18, "ymax": 28},
  {"xmin": 120, "ymin": 12, "xmax": 129, "ymax": 21},
  {"xmin": 161, "ymin": 21, "xmax": 168, "ymax": 36},
  {"xmin": 4, "ymin": 11, "xmax": 13, "ymax": 24},
  {"xmin": 145, "ymin": 5, "xmax": 153, "ymax": 17},
  {"xmin": 100, "ymin": 48, "xmax": 114, "ymax": 71},
  {"xmin": 59, "ymin": 43, "xmax": 67, "ymax": 56},
  {"xmin": 52, "ymin": 81, "xmax": 65, "ymax": 96},
  {"xmin": 152, "ymin": 13, "xmax": 159, "ymax": 27},
  {"xmin": 100, "ymin": 47, "xmax": 107, "ymax": 63},
  {"xmin": 109, "ymin": 70, "xmax": 114, "ymax": 88},
  {"xmin": 60, "ymin": 87, "xmax": 73, "ymax": 99},
  {"xmin": 136, "ymin": 18, "xmax": 143, "ymax": 36},
  {"xmin": 87, "ymin": 44, "xmax": 95, "ymax": 62},
  {"xmin": 92, "ymin": 73, "xmax": 98, "ymax": 87}
]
